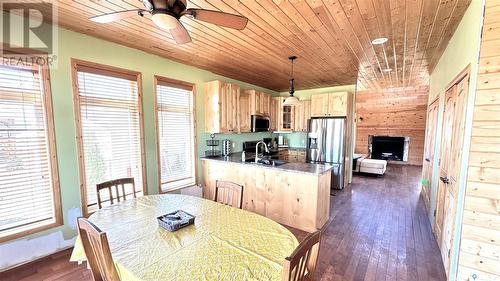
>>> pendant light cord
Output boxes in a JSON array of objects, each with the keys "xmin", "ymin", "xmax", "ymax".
[{"xmin": 288, "ymin": 56, "xmax": 296, "ymax": 96}]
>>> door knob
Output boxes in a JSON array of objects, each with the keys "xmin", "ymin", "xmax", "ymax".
[{"xmin": 440, "ymin": 176, "xmax": 450, "ymax": 184}]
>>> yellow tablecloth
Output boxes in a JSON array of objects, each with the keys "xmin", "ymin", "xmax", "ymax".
[{"xmin": 70, "ymin": 194, "xmax": 298, "ymax": 281}]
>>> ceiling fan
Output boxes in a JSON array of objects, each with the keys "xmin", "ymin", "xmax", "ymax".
[{"xmin": 89, "ymin": 0, "xmax": 249, "ymax": 44}]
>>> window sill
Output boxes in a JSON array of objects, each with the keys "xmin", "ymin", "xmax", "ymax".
[
  {"xmin": 0, "ymin": 220, "xmax": 63, "ymax": 244},
  {"xmin": 160, "ymin": 183, "xmax": 198, "ymax": 194}
]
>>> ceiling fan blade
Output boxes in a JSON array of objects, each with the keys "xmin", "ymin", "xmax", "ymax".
[
  {"xmin": 89, "ymin": 9, "xmax": 145, "ymax": 23},
  {"xmin": 170, "ymin": 20, "xmax": 192, "ymax": 44},
  {"xmin": 184, "ymin": 9, "xmax": 248, "ymax": 30}
]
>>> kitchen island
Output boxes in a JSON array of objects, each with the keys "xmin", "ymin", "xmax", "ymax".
[{"xmin": 202, "ymin": 154, "xmax": 332, "ymax": 232}]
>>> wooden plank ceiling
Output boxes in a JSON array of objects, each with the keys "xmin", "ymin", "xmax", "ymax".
[{"xmin": 48, "ymin": 0, "xmax": 471, "ymax": 91}]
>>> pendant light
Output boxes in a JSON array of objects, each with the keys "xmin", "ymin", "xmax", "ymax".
[{"xmin": 282, "ymin": 55, "xmax": 301, "ymax": 106}]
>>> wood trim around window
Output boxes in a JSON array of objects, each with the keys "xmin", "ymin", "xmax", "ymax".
[
  {"xmin": 0, "ymin": 53, "xmax": 63, "ymax": 243},
  {"xmin": 71, "ymin": 59, "xmax": 147, "ymax": 216},
  {"xmin": 153, "ymin": 75, "xmax": 197, "ymax": 194}
]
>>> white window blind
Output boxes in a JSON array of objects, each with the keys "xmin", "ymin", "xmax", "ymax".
[
  {"xmin": 75, "ymin": 65, "xmax": 144, "ymax": 213},
  {"xmin": 156, "ymin": 80, "xmax": 195, "ymax": 192},
  {"xmin": 0, "ymin": 63, "xmax": 60, "ymax": 239}
]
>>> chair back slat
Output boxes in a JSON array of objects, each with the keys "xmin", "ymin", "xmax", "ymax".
[
  {"xmin": 282, "ymin": 231, "xmax": 321, "ymax": 281},
  {"xmin": 77, "ymin": 217, "xmax": 120, "ymax": 281},
  {"xmin": 214, "ymin": 180, "xmax": 244, "ymax": 209},
  {"xmin": 96, "ymin": 178, "xmax": 135, "ymax": 209}
]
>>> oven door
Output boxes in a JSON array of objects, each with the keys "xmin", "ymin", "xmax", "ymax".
[{"xmin": 251, "ymin": 115, "xmax": 270, "ymax": 132}]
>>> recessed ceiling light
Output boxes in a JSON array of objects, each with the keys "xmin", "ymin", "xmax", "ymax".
[
  {"xmin": 383, "ymin": 68, "xmax": 393, "ymax": 72},
  {"xmin": 372, "ymin": 37, "xmax": 388, "ymax": 45}
]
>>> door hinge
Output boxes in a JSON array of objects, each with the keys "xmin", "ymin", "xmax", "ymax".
[{"xmin": 434, "ymin": 209, "xmax": 437, "ymax": 217}]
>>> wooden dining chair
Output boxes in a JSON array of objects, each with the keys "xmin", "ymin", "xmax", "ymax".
[
  {"xmin": 214, "ymin": 180, "xmax": 244, "ymax": 209},
  {"xmin": 77, "ymin": 217, "xmax": 120, "ymax": 281},
  {"xmin": 282, "ymin": 231, "xmax": 322, "ymax": 281},
  {"xmin": 96, "ymin": 178, "xmax": 135, "ymax": 209}
]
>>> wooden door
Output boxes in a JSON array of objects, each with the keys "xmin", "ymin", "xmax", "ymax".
[
  {"xmin": 434, "ymin": 72, "xmax": 469, "ymax": 274},
  {"xmin": 311, "ymin": 94, "xmax": 329, "ymax": 117},
  {"xmin": 449, "ymin": 76, "xmax": 469, "ymax": 185},
  {"xmin": 239, "ymin": 91, "xmax": 251, "ymax": 132},
  {"xmin": 422, "ymin": 100, "xmax": 439, "ymax": 207},
  {"xmin": 328, "ymin": 92, "xmax": 347, "ymax": 116},
  {"xmin": 435, "ymin": 85, "xmax": 457, "ymax": 245}
]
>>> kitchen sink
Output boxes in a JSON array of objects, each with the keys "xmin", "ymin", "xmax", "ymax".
[{"xmin": 245, "ymin": 158, "xmax": 287, "ymax": 166}]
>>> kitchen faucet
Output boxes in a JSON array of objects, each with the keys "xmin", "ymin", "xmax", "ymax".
[{"xmin": 255, "ymin": 141, "xmax": 269, "ymax": 163}]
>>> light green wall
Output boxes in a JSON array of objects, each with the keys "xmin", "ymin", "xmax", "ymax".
[
  {"xmin": 1, "ymin": 20, "xmax": 277, "ymax": 253},
  {"xmin": 427, "ymin": 1, "xmax": 484, "ymax": 280},
  {"xmin": 279, "ymin": 85, "xmax": 356, "ymax": 99},
  {"xmin": 429, "ymin": 0, "xmax": 483, "ymax": 102},
  {"xmin": 276, "ymin": 85, "xmax": 356, "ymax": 147}
]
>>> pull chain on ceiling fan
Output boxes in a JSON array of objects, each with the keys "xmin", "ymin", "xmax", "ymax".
[{"xmin": 89, "ymin": 0, "xmax": 248, "ymax": 44}]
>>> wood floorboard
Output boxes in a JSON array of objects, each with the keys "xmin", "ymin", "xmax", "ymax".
[{"xmin": 0, "ymin": 165, "xmax": 446, "ymax": 281}]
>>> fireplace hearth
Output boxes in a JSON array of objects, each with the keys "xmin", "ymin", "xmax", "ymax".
[{"xmin": 369, "ymin": 136, "xmax": 409, "ymax": 161}]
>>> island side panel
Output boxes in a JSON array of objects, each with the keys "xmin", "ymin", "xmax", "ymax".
[
  {"xmin": 316, "ymin": 171, "xmax": 331, "ymax": 228},
  {"xmin": 202, "ymin": 160, "xmax": 330, "ymax": 232},
  {"xmin": 265, "ymin": 169, "xmax": 319, "ymax": 231}
]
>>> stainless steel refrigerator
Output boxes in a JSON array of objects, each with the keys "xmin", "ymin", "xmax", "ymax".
[{"xmin": 306, "ymin": 118, "xmax": 346, "ymax": 190}]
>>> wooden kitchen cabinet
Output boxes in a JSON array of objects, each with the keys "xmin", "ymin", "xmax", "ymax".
[
  {"xmin": 204, "ymin": 80, "xmax": 240, "ymax": 133},
  {"xmin": 280, "ymin": 98, "xmax": 294, "ymax": 131},
  {"xmin": 239, "ymin": 90, "xmax": 252, "ymax": 132},
  {"xmin": 278, "ymin": 149, "xmax": 306, "ymax": 162},
  {"xmin": 311, "ymin": 92, "xmax": 348, "ymax": 117},
  {"xmin": 269, "ymin": 98, "xmax": 278, "ymax": 131},
  {"xmin": 294, "ymin": 101, "xmax": 311, "ymax": 132},
  {"xmin": 242, "ymin": 90, "xmax": 271, "ymax": 116}
]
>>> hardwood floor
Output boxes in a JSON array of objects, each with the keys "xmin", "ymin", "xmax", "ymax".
[
  {"xmin": 1, "ymin": 165, "xmax": 446, "ymax": 281},
  {"xmin": 289, "ymin": 165, "xmax": 446, "ymax": 281}
]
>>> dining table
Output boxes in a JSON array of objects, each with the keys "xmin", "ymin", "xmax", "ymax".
[{"xmin": 70, "ymin": 194, "xmax": 299, "ymax": 281}]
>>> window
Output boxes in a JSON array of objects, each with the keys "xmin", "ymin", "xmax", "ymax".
[
  {"xmin": 155, "ymin": 76, "xmax": 196, "ymax": 192},
  {"xmin": 72, "ymin": 60, "xmax": 145, "ymax": 215},
  {"xmin": 0, "ymin": 58, "xmax": 62, "ymax": 241}
]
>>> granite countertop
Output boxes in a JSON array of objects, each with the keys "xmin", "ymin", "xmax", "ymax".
[{"xmin": 201, "ymin": 153, "xmax": 333, "ymax": 175}]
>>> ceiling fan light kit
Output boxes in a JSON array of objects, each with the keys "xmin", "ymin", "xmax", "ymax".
[
  {"xmin": 88, "ymin": 0, "xmax": 248, "ymax": 44},
  {"xmin": 151, "ymin": 13, "xmax": 179, "ymax": 30}
]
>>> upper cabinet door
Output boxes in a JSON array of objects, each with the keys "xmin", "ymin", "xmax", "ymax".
[
  {"xmin": 270, "ymin": 98, "xmax": 279, "ymax": 131},
  {"xmin": 311, "ymin": 94, "xmax": 330, "ymax": 117},
  {"xmin": 204, "ymin": 80, "xmax": 239, "ymax": 133},
  {"xmin": 293, "ymin": 101, "xmax": 304, "ymax": 131},
  {"xmin": 303, "ymin": 100, "xmax": 311, "ymax": 131},
  {"xmin": 239, "ymin": 91, "xmax": 252, "ymax": 132},
  {"xmin": 311, "ymin": 92, "xmax": 348, "ymax": 117},
  {"xmin": 204, "ymin": 81, "xmax": 222, "ymax": 133},
  {"xmin": 254, "ymin": 91, "xmax": 263, "ymax": 114},
  {"xmin": 328, "ymin": 92, "xmax": 347, "ymax": 116},
  {"xmin": 220, "ymin": 82, "xmax": 231, "ymax": 132},
  {"xmin": 228, "ymin": 84, "xmax": 240, "ymax": 132},
  {"xmin": 261, "ymin": 92, "xmax": 271, "ymax": 116}
]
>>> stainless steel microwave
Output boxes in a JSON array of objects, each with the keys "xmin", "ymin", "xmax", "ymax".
[{"xmin": 251, "ymin": 115, "xmax": 270, "ymax": 132}]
